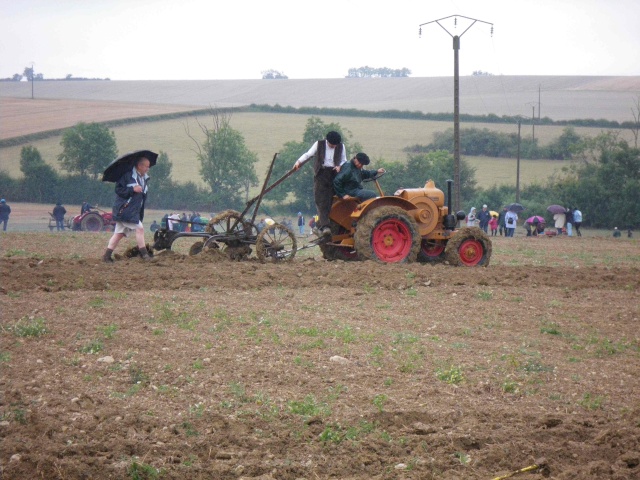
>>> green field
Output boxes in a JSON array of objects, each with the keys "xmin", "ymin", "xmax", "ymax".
[{"xmin": 1, "ymin": 111, "xmax": 634, "ymax": 190}]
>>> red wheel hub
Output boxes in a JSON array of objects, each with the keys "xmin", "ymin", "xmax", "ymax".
[
  {"xmin": 458, "ymin": 238, "xmax": 484, "ymax": 266},
  {"xmin": 372, "ymin": 219, "xmax": 413, "ymax": 262},
  {"xmin": 421, "ymin": 240, "xmax": 445, "ymax": 257}
]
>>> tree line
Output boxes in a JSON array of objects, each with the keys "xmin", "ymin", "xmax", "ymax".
[
  {"xmin": 346, "ymin": 66, "xmax": 411, "ymax": 78},
  {"xmin": 406, "ymin": 126, "xmax": 583, "ymax": 160},
  {"xmin": 0, "ymin": 114, "xmax": 638, "ymax": 229},
  {"xmin": 0, "ymin": 66, "xmax": 110, "ymax": 82},
  {"xmin": 248, "ymin": 104, "xmax": 640, "ymax": 131}
]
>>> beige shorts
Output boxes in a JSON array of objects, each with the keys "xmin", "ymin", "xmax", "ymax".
[{"xmin": 114, "ymin": 221, "xmax": 143, "ymax": 237}]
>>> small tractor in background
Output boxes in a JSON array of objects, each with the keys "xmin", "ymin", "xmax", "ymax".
[
  {"xmin": 320, "ymin": 175, "xmax": 492, "ymax": 266},
  {"xmin": 68, "ymin": 207, "xmax": 116, "ymax": 232}
]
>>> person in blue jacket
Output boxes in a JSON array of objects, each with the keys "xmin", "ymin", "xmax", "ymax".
[
  {"xmin": 333, "ymin": 153, "xmax": 384, "ymax": 201},
  {"xmin": 103, "ymin": 156, "xmax": 152, "ymax": 262}
]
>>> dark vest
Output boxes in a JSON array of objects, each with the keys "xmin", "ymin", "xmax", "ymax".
[{"xmin": 314, "ymin": 140, "xmax": 343, "ymax": 174}]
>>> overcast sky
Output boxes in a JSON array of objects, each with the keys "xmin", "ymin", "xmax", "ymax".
[{"xmin": 1, "ymin": 0, "xmax": 638, "ymax": 81}]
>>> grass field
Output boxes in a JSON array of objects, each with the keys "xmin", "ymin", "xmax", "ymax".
[{"xmin": 0, "ymin": 111, "xmax": 634, "ymax": 190}]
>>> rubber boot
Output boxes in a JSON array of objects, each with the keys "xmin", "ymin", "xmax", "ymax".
[
  {"xmin": 102, "ymin": 248, "xmax": 114, "ymax": 263},
  {"xmin": 139, "ymin": 246, "xmax": 152, "ymax": 261}
]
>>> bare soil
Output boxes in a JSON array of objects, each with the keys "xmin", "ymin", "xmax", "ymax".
[{"xmin": 1, "ymin": 224, "xmax": 639, "ymax": 479}]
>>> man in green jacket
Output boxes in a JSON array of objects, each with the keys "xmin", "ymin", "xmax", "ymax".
[{"xmin": 333, "ymin": 153, "xmax": 385, "ymax": 201}]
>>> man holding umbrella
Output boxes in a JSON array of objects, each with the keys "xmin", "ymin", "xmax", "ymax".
[{"xmin": 102, "ymin": 151, "xmax": 157, "ymax": 262}]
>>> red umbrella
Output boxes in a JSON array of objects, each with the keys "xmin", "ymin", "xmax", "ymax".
[
  {"xmin": 526, "ymin": 216, "xmax": 545, "ymax": 224},
  {"xmin": 547, "ymin": 205, "xmax": 566, "ymax": 215}
]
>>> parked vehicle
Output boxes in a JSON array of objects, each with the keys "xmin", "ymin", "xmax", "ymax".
[{"xmin": 68, "ymin": 208, "xmax": 115, "ymax": 232}]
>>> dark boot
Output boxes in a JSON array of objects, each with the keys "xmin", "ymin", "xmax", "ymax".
[
  {"xmin": 102, "ymin": 248, "xmax": 114, "ymax": 263},
  {"xmin": 139, "ymin": 247, "xmax": 152, "ymax": 261}
]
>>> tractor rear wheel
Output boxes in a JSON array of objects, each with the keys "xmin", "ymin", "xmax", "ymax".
[
  {"xmin": 354, "ymin": 206, "xmax": 420, "ymax": 263},
  {"xmin": 80, "ymin": 213, "xmax": 104, "ymax": 232},
  {"xmin": 444, "ymin": 227, "xmax": 492, "ymax": 267},
  {"xmin": 417, "ymin": 239, "xmax": 446, "ymax": 263}
]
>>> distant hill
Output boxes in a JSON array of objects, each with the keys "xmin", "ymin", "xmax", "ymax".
[{"xmin": 1, "ymin": 76, "xmax": 639, "ymax": 123}]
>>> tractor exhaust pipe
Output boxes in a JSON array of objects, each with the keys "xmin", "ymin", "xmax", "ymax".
[{"xmin": 443, "ymin": 180, "xmax": 464, "ymax": 230}]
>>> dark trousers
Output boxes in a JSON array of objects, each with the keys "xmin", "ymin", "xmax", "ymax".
[
  {"xmin": 314, "ymin": 168, "xmax": 337, "ymax": 229},
  {"xmin": 55, "ymin": 219, "xmax": 65, "ymax": 230},
  {"xmin": 0, "ymin": 218, "xmax": 7, "ymax": 231}
]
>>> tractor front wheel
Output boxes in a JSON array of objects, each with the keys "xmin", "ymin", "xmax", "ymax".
[
  {"xmin": 354, "ymin": 206, "xmax": 420, "ymax": 263},
  {"xmin": 444, "ymin": 227, "xmax": 492, "ymax": 267}
]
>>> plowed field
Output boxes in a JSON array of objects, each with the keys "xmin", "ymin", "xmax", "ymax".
[{"xmin": 1, "ymin": 225, "xmax": 639, "ymax": 479}]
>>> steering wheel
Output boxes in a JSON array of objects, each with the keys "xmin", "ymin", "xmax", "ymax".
[{"xmin": 362, "ymin": 171, "xmax": 386, "ymax": 183}]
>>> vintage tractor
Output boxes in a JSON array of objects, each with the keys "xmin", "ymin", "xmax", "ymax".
[
  {"xmin": 68, "ymin": 208, "xmax": 116, "ymax": 232},
  {"xmin": 151, "ymin": 154, "xmax": 491, "ymax": 266},
  {"xmin": 319, "ymin": 176, "xmax": 492, "ymax": 266}
]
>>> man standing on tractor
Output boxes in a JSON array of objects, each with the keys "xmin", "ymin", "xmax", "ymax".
[
  {"xmin": 333, "ymin": 153, "xmax": 385, "ymax": 201},
  {"xmin": 293, "ymin": 131, "xmax": 347, "ymax": 237}
]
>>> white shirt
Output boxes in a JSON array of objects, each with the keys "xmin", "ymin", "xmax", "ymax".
[
  {"xmin": 294, "ymin": 140, "xmax": 347, "ymax": 169},
  {"xmin": 129, "ymin": 166, "xmax": 149, "ymax": 194}
]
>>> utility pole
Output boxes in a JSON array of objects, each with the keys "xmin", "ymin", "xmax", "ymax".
[
  {"xmin": 532, "ymin": 106, "xmax": 535, "ymax": 141},
  {"xmin": 31, "ymin": 62, "xmax": 35, "ymax": 100},
  {"xmin": 538, "ymin": 84, "xmax": 541, "ymax": 121},
  {"xmin": 419, "ymin": 15, "xmax": 493, "ymax": 212},
  {"xmin": 516, "ymin": 121, "xmax": 521, "ymax": 203}
]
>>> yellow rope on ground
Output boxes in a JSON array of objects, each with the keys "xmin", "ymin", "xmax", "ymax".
[{"xmin": 490, "ymin": 462, "xmax": 544, "ymax": 480}]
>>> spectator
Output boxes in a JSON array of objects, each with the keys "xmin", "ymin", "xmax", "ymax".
[
  {"xmin": 553, "ymin": 211, "xmax": 566, "ymax": 235},
  {"xmin": 293, "ymin": 131, "xmax": 347, "ymax": 238},
  {"xmin": 505, "ymin": 210, "xmax": 518, "ymax": 237},
  {"xmin": 477, "ymin": 204, "xmax": 491, "ymax": 233},
  {"xmin": 168, "ymin": 212, "xmax": 180, "ymax": 231},
  {"xmin": 498, "ymin": 207, "xmax": 508, "ymax": 236},
  {"xmin": 181, "ymin": 213, "xmax": 189, "ymax": 232},
  {"xmin": 572, "ymin": 208, "xmax": 583, "ymax": 237},
  {"xmin": 565, "ymin": 208, "xmax": 574, "ymax": 237},
  {"xmin": 161, "ymin": 213, "xmax": 169, "ymax": 230},
  {"xmin": 0, "ymin": 199, "xmax": 11, "ymax": 231},
  {"xmin": 488, "ymin": 214, "xmax": 498, "ymax": 236},
  {"xmin": 150, "ymin": 220, "xmax": 159, "ymax": 232},
  {"xmin": 613, "ymin": 227, "xmax": 621, "ymax": 238},
  {"xmin": 103, "ymin": 156, "xmax": 153, "ymax": 262},
  {"xmin": 466, "ymin": 207, "xmax": 477, "ymax": 227},
  {"xmin": 52, "ymin": 202, "xmax": 67, "ymax": 231},
  {"xmin": 297, "ymin": 212, "xmax": 305, "ymax": 235},
  {"xmin": 532, "ymin": 217, "xmax": 545, "ymax": 236}
]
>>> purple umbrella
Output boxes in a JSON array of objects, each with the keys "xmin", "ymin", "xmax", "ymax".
[
  {"xmin": 547, "ymin": 205, "xmax": 566, "ymax": 215},
  {"xmin": 526, "ymin": 216, "xmax": 546, "ymax": 224}
]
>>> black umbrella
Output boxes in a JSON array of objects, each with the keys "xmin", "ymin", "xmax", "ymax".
[
  {"xmin": 102, "ymin": 150, "xmax": 158, "ymax": 183},
  {"xmin": 506, "ymin": 203, "xmax": 525, "ymax": 213}
]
